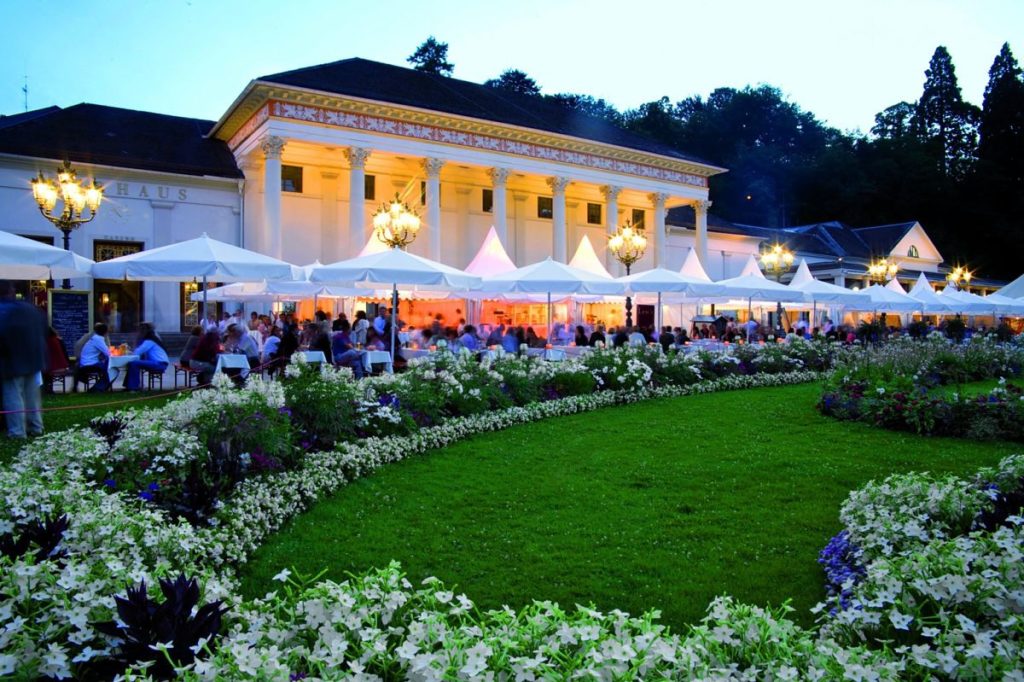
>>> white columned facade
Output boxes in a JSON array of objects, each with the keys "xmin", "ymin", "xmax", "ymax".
[
  {"xmin": 488, "ymin": 167, "xmax": 510, "ymax": 246},
  {"xmin": 240, "ymin": 158, "xmax": 262, "ymax": 253},
  {"xmin": 320, "ymin": 169, "xmax": 341, "ymax": 263},
  {"xmin": 512, "ymin": 193, "xmax": 528, "ymax": 263},
  {"xmin": 423, "ymin": 158, "xmax": 445, "ymax": 261},
  {"xmin": 650, "ymin": 192, "xmax": 668, "ymax": 268},
  {"xmin": 548, "ymin": 176, "xmax": 570, "ymax": 262},
  {"xmin": 345, "ymin": 147, "xmax": 370, "ymax": 256},
  {"xmin": 694, "ymin": 199, "xmax": 711, "ymax": 270},
  {"xmin": 601, "ymin": 185, "xmax": 622, "ymax": 275},
  {"xmin": 260, "ymin": 135, "xmax": 285, "ymax": 259}
]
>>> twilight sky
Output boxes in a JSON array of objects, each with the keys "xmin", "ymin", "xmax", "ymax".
[{"xmin": 1, "ymin": 0, "xmax": 1022, "ymax": 134}]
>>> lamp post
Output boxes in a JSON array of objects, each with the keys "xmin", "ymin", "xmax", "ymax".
[
  {"xmin": 867, "ymin": 257, "xmax": 899, "ymax": 331},
  {"xmin": 946, "ymin": 265, "xmax": 972, "ymax": 293},
  {"xmin": 373, "ymin": 192, "xmax": 421, "ymax": 361},
  {"xmin": 608, "ymin": 220, "xmax": 647, "ymax": 328},
  {"xmin": 760, "ymin": 243, "xmax": 794, "ymax": 330},
  {"xmin": 30, "ymin": 160, "xmax": 103, "ymax": 289}
]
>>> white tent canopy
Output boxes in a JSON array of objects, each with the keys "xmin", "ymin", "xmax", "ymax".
[
  {"xmin": 907, "ymin": 273, "xmax": 956, "ymax": 314},
  {"xmin": 465, "ymin": 226, "xmax": 517, "ymax": 277},
  {"xmin": 937, "ymin": 286, "xmax": 998, "ymax": 315},
  {"xmin": 478, "ymin": 258, "xmax": 623, "ymax": 296},
  {"xmin": 190, "ymin": 280, "xmax": 366, "ymax": 303},
  {"xmin": 787, "ymin": 259, "xmax": 870, "ymax": 306},
  {"xmin": 568, "ymin": 235, "xmax": 614, "ymax": 279},
  {"xmin": 860, "ymin": 284, "xmax": 921, "ymax": 313},
  {"xmin": 998, "ymin": 272, "xmax": 1024, "ymax": 299},
  {"xmin": 0, "ymin": 230, "xmax": 94, "ymax": 280},
  {"xmin": 679, "ymin": 248, "xmax": 714, "ymax": 282},
  {"xmin": 713, "ymin": 255, "xmax": 805, "ymax": 303},
  {"xmin": 982, "ymin": 292, "xmax": 1024, "ymax": 317}
]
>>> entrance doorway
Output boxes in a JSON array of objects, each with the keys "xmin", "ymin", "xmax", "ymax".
[{"xmin": 94, "ymin": 240, "xmax": 144, "ymax": 333}]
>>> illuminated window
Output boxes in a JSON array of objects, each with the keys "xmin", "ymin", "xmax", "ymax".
[
  {"xmin": 587, "ymin": 203, "xmax": 602, "ymax": 225},
  {"xmin": 907, "ymin": 245, "xmax": 919, "ymax": 258},
  {"xmin": 281, "ymin": 165, "xmax": 303, "ymax": 193},
  {"xmin": 537, "ymin": 196, "xmax": 553, "ymax": 219}
]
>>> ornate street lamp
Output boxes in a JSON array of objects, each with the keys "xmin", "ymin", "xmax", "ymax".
[
  {"xmin": 373, "ymin": 192, "xmax": 422, "ymax": 359},
  {"xmin": 760, "ymin": 242, "xmax": 794, "ymax": 329},
  {"xmin": 30, "ymin": 160, "xmax": 103, "ymax": 289},
  {"xmin": 867, "ymin": 257, "xmax": 899, "ymax": 284},
  {"xmin": 608, "ymin": 220, "xmax": 647, "ymax": 328},
  {"xmin": 946, "ymin": 265, "xmax": 973, "ymax": 292}
]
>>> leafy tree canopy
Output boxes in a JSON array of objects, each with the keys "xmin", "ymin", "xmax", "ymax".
[
  {"xmin": 407, "ymin": 36, "xmax": 454, "ymax": 76},
  {"xmin": 484, "ymin": 69, "xmax": 541, "ymax": 96}
]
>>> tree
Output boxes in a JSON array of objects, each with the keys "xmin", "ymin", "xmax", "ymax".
[
  {"xmin": 871, "ymin": 102, "xmax": 919, "ymax": 140},
  {"xmin": 545, "ymin": 93, "xmax": 623, "ymax": 124},
  {"xmin": 484, "ymin": 69, "xmax": 541, "ymax": 96},
  {"xmin": 407, "ymin": 36, "xmax": 453, "ymax": 76},
  {"xmin": 979, "ymin": 42, "xmax": 1024, "ymax": 185},
  {"xmin": 913, "ymin": 46, "xmax": 979, "ymax": 179}
]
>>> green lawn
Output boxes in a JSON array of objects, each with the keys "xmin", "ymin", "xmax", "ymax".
[
  {"xmin": 239, "ymin": 381, "xmax": 1020, "ymax": 631},
  {"xmin": 0, "ymin": 390, "xmax": 177, "ymax": 463}
]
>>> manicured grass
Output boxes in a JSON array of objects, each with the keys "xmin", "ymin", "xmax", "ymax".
[
  {"xmin": 0, "ymin": 390, "xmax": 178, "ymax": 463},
  {"xmin": 239, "ymin": 381, "xmax": 1019, "ymax": 630}
]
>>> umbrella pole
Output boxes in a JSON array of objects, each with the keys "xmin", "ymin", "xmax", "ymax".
[
  {"xmin": 390, "ymin": 283, "xmax": 398, "ymax": 363},
  {"xmin": 202, "ymin": 275, "xmax": 208, "ymax": 326},
  {"xmin": 547, "ymin": 291, "xmax": 552, "ymax": 341},
  {"xmin": 657, "ymin": 291, "xmax": 662, "ymax": 335}
]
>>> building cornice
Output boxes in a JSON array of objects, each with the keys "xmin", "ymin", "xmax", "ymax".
[{"xmin": 211, "ymin": 82, "xmax": 724, "ymax": 188}]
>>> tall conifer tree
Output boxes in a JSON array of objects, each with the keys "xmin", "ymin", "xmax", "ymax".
[{"xmin": 914, "ymin": 46, "xmax": 979, "ymax": 179}]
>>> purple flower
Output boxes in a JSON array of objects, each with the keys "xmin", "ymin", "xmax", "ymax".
[
  {"xmin": 147, "ymin": 482, "xmax": 160, "ymax": 492},
  {"xmin": 138, "ymin": 491, "xmax": 154, "ymax": 502},
  {"xmin": 103, "ymin": 479, "xmax": 116, "ymax": 489}
]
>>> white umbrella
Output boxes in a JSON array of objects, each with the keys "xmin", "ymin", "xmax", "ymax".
[
  {"xmin": 857, "ymin": 284, "xmax": 921, "ymax": 313},
  {"xmin": 619, "ymin": 267, "xmax": 726, "ymax": 332},
  {"xmin": 998, "ymin": 272, "xmax": 1024, "ymax": 299},
  {"xmin": 786, "ymin": 259, "xmax": 869, "ymax": 328},
  {"xmin": 0, "ymin": 230, "xmax": 94, "ymax": 280},
  {"xmin": 715, "ymin": 255, "xmax": 805, "ymax": 306},
  {"xmin": 91, "ymin": 233, "xmax": 300, "ymax": 321},
  {"xmin": 937, "ymin": 286, "xmax": 999, "ymax": 315},
  {"xmin": 906, "ymin": 273, "xmax": 957, "ymax": 314},
  {"xmin": 310, "ymin": 247, "xmax": 482, "ymax": 360},
  {"xmin": 983, "ymin": 292, "xmax": 1024, "ymax": 317}
]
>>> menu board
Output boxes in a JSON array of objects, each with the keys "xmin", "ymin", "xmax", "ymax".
[{"xmin": 48, "ymin": 290, "xmax": 92, "ymax": 349}]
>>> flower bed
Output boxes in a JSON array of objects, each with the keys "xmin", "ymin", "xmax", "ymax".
[
  {"xmin": 819, "ymin": 336, "xmax": 1024, "ymax": 441},
  {"xmin": 2, "ymin": 341, "xmax": 1022, "ymax": 679}
]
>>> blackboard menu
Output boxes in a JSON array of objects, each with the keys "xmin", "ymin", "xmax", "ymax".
[{"xmin": 48, "ymin": 290, "xmax": 92, "ymax": 349}]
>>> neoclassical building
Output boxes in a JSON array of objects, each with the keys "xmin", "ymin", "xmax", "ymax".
[{"xmin": 0, "ymin": 57, "xmax": 995, "ymax": 333}]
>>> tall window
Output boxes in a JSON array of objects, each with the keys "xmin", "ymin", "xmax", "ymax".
[
  {"xmin": 586, "ymin": 203, "xmax": 602, "ymax": 225},
  {"xmin": 364, "ymin": 174, "xmax": 376, "ymax": 201},
  {"xmin": 482, "ymin": 189, "xmax": 493, "ymax": 213},
  {"xmin": 537, "ymin": 196, "xmax": 553, "ymax": 219},
  {"xmin": 631, "ymin": 208, "xmax": 645, "ymax": 230},
  {"xmin": 281, "ymin": 165, "xmax": 303, "ymax": 193},
  {"xmin": 907, "ymin": 245, "xmax": 919, "ymax": 258},
  {"xmin": 421, "ymin": 181, "xmax": 427, "ymax": 206}
]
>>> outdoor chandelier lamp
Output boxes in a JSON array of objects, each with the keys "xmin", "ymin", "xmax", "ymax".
[
  {"xmin": 760, "ymin": 242, "xmax": 794, "ymax": 328},
  {"xmin": 867, "ymin": 257, "xmax": 899, "ymax": 283},
  {"xmin": 946, "ymin": 265, "xmax": 973, "ymax": 291},
  {"xmin": 373, "ymin": 193, "xmax": 421, "ymax": 249},
  {"xmin": 30, "ymin": 160, "xmax": 103, "ymax": 289},
  {"xmin": 608, "ymin": 220, "xmax": 647, "ymax": 328}
]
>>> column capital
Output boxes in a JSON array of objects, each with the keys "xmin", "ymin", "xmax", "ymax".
[
  {"xmin": 260, "ymin": 135, "xmax": 286, "ymax": 159},
  {"xmin": 547, "ymin": 176, "xmax": 571, "ymax": 193},
  {"xmin": 600, "ymin": 185, "xmax": 623, "ymax": 200},
  {"xmin": 344, "ymin": 147, "xmax": 371, "ymax": 169},
  {"xmin": 422, "ymin": 157, "xmax": 446, "ymax": 177},
  {"xmin": 488, "ymin": 167, "xmax": 511, "ymax": 185},
  {"xmin": 694, "ymin": 199, "xmax": 713, "ymax": 212},
  {"xmin": 649, "ymin": 192, "xmax": 669, "ymax": 208}
]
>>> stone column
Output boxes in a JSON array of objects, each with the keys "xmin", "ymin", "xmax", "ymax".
[
  {"xmin": 260, "ymin": 135, "xmax": 285, "ymax": 259},
  {"xmin": 548, "ymin": 176, "xmax": 570, "ymax": 262},
  {"xmin": 320, "ymin": 169, "xmax": 341, "ymax": 263},
  {"xmin": 488, "ymin": 167, "xmax": 510, "ymax": 246},
  {"xmin": 240, "ymin": 158, "xmax": 262, "ymax": 254},
  {"xmin": 345, "ymin": 147, "xmax": 370, "ymax": 256},
  {"xmin": 455, "ymin": 187, "xmax": 472, "ymax": 267},
  {"xmin": 650, "ymin": 192, "xmax": 668, "ymax": 268},
  {"xmin": 601, "ymin": 185, "xmax": 622, "ymax": 275},
  {"xmin": 694, "ymin": 199, "xmax": 711, "ymax": 271},
  {"xmin": 423, "ymin": 158, "xmax": 445, "ymax": 261},
  {"xmin": 512, "ymin": 193, "xmax": 528, "ymax": 264}
]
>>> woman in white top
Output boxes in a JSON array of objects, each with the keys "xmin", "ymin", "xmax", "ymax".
[{"xmin": 352, "ymin": 310, "xmax": 369, "ymax": 346}]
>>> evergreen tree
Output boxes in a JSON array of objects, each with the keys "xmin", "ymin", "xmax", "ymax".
[
  {"xmin": 407, "ymin": 36, "xmax": 454, "ymax": 76},
  {"xmin": 484, "ymin": 69, "xmax": 541, "ymax": 96},
  {"xmin": 546, "ymin": 93, "xmax": 623, "ymax": 124},
  {"xmin": 871, "ymin": 102, "xmax": 919, "ymax": 140},
  {"xmin": 913, "ymin": 46, "xmax": 979, "ymax": 179},
  {"xmin": 979, "ymin": 42, "xmax": 1024, "ymax": 185}
]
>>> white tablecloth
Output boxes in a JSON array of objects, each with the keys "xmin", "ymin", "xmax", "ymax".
[
  {"xmin": 107, "ymin": 354, "xmax": 139, "ymax": 382},
  {"xmin": 525, "ymin": 348, "xmax": 567, "ymax": 361},
  {"xmin": 215, "ymin": 353, "xmax": 251, "ymax": 378},
  {"xmin": 301, "ymin": 350, "xmax": 327, "ymax": 364},
  {"xmin": 361, "ymin": 349, "xmax": 393, "ymax": 373},
  {"xmin": 400, "ymin": 348, "xmax": 432, "ymax": 361}
]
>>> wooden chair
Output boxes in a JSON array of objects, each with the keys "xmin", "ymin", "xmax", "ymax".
[
  {"xmin": 173, "ymin": 363, "xmax": 197, "ymax": 388},
  {"xmin": 142, "ymin": 366, "xmax": 164, "ymax": 391}
]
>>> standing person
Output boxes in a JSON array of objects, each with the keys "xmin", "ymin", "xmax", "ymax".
[{"xmin": 0, "ymin": 280, "xmax": 47, "ymax": 438}]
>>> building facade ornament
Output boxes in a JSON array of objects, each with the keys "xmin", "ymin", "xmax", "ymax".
[
  {"xmin": 694, "ymin": 199, "xmax": 713, "ymax": 213},
  {"xmin": 547, "ymin": 176, "xmax": 571, "ymax": 193},
  {"xmin": 259, "ymin": 135, "xmax": 286, "ymax": 159},
  {"xmin": 649, "ymin": 192, "xmax": 669, "ymax": 209},
  {"xmin": 422, "ymin": 157, "xmax": 446, "ymax": 177},
  {"xmin": 487, "ymin": 167, "xmax": 511, "ymax": 185},
  {"xmin": 600, "ymin": 185, "xmax": 622, "ymax": 200},
  {"xmin": 344, "ymin": 146, "xmax": 371, "ymax": 169}
]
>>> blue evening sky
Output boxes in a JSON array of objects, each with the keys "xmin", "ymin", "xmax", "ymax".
[{"xmin": 1, "ymin": 0, "xmax": 1022, "ymax": 134}]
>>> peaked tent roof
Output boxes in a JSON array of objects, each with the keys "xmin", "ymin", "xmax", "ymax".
[
  {"xmin": 255, "ymin": 58, "xmax": 716, "ymax": 167},
  {"xmin": 465, "ymin": 226, "xmax": 517, "ymax": 276},
  {"xmin": 999, "ymin": 272, "xmax": 1024, "ymax": 299},
  {"xmin": 786, "ymin": 259, "xmax": 870, "ymax": 306},
  {"xmin": 477, "ymin": 258, "xmax": 623, "ymax": 295},
  {"xmin": 0, "ymin": 104, "xmax": 241, "ymax": 178},
  {"xmin": 358, "ymin": 233, "xmax": 390, "ymax": 258},
  {"xmin": 568, "ymin": 235, "xmax": 613, "ymax": 278},
  {"xmin": 859, "ymin": 284, "xmax": 922, "ymax": 312},
  {"xmin": 678, "ymin": 249, "xmax": 714, "ymax": 282},
  {"xmin": 907, "ymin": 273, "xmax": 955, "ymax": 313}
]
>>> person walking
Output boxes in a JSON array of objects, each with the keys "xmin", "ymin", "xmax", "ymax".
[{"xmin": 0, "ymin": 280, "xmax": 48, "ymax": 438}]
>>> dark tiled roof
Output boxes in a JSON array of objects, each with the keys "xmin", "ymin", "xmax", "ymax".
[
  {"xmin": 853, "ymin": 222, "xmax": 917, "ymax": 256},
  {"xmin": 0, "ymin": 104, "xmax": 241, "ymax": 179},
  {"xmin": 259, "ymin": 58, "xmax": 714, "ymax": 167}
]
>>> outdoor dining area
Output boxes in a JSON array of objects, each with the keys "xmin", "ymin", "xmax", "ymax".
[{"xmin": 4, "ymin": 190, "xmax": 1024, "ymax": 392}]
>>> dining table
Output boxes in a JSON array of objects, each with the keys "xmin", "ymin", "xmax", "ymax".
[{"xmin": 107, "ymin": 354, "xmax": 140, "ymax": 383}]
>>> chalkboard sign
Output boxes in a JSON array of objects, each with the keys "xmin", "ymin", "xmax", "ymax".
[{"xmin": 48, "ymin": 290, "xmax": 92, "ymax": 351}]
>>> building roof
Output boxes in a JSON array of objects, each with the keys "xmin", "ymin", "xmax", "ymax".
[
  {"xmin": 258, "ymin": 58, "xmax": 714, "ymax": 167},
  {"xmin": 0, "ymin": 103, "xmax": 242, "ymax": 179},
  {"xmin": 852, "ymin": 222, "xmax": 918, "ymax": 256}
]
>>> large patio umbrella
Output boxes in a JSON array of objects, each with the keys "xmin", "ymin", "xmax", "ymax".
[
  {"xmin": 714, "ymin": 256, "xmax": 804, "ymax": 320},
  {"xmin": 786, "ymin": 259, "xmax": 869, "ymax": 325},
  {"xmin": 907, "ymin": 273, "xmax": 957, "ymax": 315},
  {"xmin": 309, "ymin": 247, "xmax": 481, "ymax": 360},
  {"xmin": 619, "ymin": 267, "xmax": 725, "ymax": 331},
  {"xmin": 0, "ymin": 230, "xmax": 94, "ymax": 280},
  {"xmin": 937, "ymin": 285, "xmax": 1003, "ymax": 316},
  {"xmin": 857, "ymin": 284, "xmax": 921, "ymax": 313},
  {"xmin": 477, "ymin": 258, "xmax": 624, "ymax": 334},
  {"xmin": 981, "ymin": 292, "xmax": 1024, "ymax": 317},
  {"xmin": 91, "ymin": 233, "xmax": 300, "ymax": 320}
]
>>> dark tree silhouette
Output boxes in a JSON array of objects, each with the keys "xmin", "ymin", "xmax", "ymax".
[
  {"xmin": 484, "ymin": 69, "xmax": 541, "ymax": 96},
  {"xmin": 914, "ymin": 46, "xmax": 979, "ymax": 179},
  {"xmin": 407, "ymin": 36, "xmax": 454, "ymax": 76}
]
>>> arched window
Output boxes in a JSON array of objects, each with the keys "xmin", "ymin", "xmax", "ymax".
[{"xmin": 907, "ymin": 245, "xmax": 919, "ymax": 258}]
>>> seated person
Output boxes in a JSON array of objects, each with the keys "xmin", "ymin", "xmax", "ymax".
[
  {"xmin": 43, "ymin": 326, "xmax": 70, "ymax": 394},
  {"xmin": 574, "ymin": 325, "xmax": 589, "ymax": 347},
  {"xmin": 659, "ymin": 326, "xmax": 674, "ymax": 353},
  {"xmin": 75, "ymin": 323, "xmax": 112, "ymax": 392},
  {"xmin": 178, "ymin": 326, "xmax": 202, "ymax": 368},
  {"xmin": 364, "ymin": 329, "xmax": 385, "ymax": 351},
  {"xmin": 459, "ymin": 324, "xmax": 479, "ymax": 351},
  {"xmin": 225, "ymin": 324, "xmax": 260, "ymax": 375},
  {"xmin": 188, "ymin": 330, "xmax": 222, "ymax": 385},
  {"xmin": 674, "ymin": 327, "xmax": 690, "ymax": 345},
  {"xmin": 501, "ymin": 327, "xmax": 519, "ymax": 353},
  {"xmin": 612, "ymin": 327, "xmax": 629, "ymax": 348},
  {"xmin": 122, "ymin": 327, "xmax": 170, "ymax": 391},
  {"xmin": 331, "ymin": 322, "xmax": 364, "ymax": 379},
  {"xmin": 261, "ymin": 327, "xmax": 281, "ymax": 366},
  {"xmin": 588, "ymin": 325, "xmax": 606, "ymax": 347}
]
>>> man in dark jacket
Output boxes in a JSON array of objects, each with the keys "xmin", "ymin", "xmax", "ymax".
[{"xmin": 0, "ymin": 280, "xmax": 48, "ymax": 438}]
